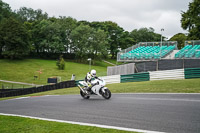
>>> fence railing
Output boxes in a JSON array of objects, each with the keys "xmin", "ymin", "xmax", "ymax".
[{"xmin": 185, "ymin": 40, "xmax": 200, "ymax": 46}]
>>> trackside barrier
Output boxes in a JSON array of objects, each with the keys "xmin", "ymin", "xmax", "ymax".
[
  {"xmin": 75, "ymin": 68, "xmax": 200, "ymax": 86},
  {"xmin": 0, "ymin": 80, "xmax": 76, "ymax": 98},
  {"xmin": 184, "ymin": 68, "xmax": 200, "ymax": 79},
  {"xmin": 75, "ymin": 80, "xmax": 84, "ymax": 86},
  {"xmin": 121, "ymin": 72, "xmax": 150, "ymax": 83},
  {"xmin": 149, "ymin": 69, "xmax": 185, "ymax": 81},
  {"xmin": 75, "ymin": 75, "xmax": 120, "ymax": 86},
  {"xmin": 100, "ymin": 75, "xmax": 120, "ymax": 84}
]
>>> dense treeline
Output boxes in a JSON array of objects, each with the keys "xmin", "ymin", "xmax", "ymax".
[
  {"xmin": 0, "ymin": 0, "xmax": 199, "ymax": 60},
  {"xmin": 0, "ymin": 0, "xmax": 162, "ymax": 60}
]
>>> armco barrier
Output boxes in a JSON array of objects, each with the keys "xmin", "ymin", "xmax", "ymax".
[
  {"xmin": 75, "ymin": 80, "xmax": 84, "ymax": 86},
  {"xmin": 184, "ymin": 68, "xmax": 200, "ymax": 79},
  {"xmin": 149, "ymin": 69, "xmax": 185, "ymax": 81},
  {"xmin": 121, "ymin": 72, "xmax": 149, "ymax": 83},
  {"xmin": 100, "ymin": 75, "xmax": 120, "ymax": 84},
  {"xmin": 0, "ymin": 80, "xmax": 75, "ymax": 98},
  {"xmin": 75, "ymin": 75, "xmax": 120, "ymax": 86},
  {"xmin": 76, "ymin": 68, "xmax": 200, "ymax": 86}
]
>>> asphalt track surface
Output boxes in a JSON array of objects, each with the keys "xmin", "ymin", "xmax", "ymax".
[{"xmin": 0, "ymin": 94, "xmax": 200, "ymax": 133}]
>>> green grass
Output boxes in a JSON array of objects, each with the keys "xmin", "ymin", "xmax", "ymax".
[
  {"xmin": 0, "ymin": 59, "xmax": 109, "ymax": 85},
  {"xmin": 1, "ymin": 78, "xmax": 200, "ymax": 101},
  {"xmin": 0, "ymin": 115, "xmax": 136, "ymax": 133},
  {"xmin": 108, "ymin": 78, "xmax": 200, "ymax": 93}
]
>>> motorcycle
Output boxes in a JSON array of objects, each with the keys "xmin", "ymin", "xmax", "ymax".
[{"xmin": 77, "ymin": 78, "xmax": 111, "ymax": 99}]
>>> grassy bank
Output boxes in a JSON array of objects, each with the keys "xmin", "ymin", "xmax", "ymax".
[
  {"xmin": 0, "ymin": 115, "xmax": 135, "ymax": 133},
  {"xmin": 0, "ymin": 59, "xmax": 108, "ymax": 85}
]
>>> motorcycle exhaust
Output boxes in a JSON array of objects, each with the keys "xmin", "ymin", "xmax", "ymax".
[{"xmin": 78, "ymin": 85, "xmax": 86, "ymax": 93}]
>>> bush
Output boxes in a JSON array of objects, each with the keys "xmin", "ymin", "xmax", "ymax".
[{"xmin": 56, "ymin": 55, "xmax": 65, "ymax": 70}]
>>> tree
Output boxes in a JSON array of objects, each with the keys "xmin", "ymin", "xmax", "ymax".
[
  {"xmin": 0, "ymin": 0, "xmax": 12, "ymax": 57},
  {"xmin": 70, "ymin": 23, "xmax": 109, "ymax": 60},
  {"xmin": 0, "ymin": 17, "xmax": 31, "ymax": 59},
  {"xmin": 16, "ymin": 7, "xmax": 49, "ymax": 56},
  {"xmin": 16, "ymin": 7, "xmax": 48, "ymax": 23},
  {"xmin": 90, "ymin": 29, "xmax": 108, "ymax": 59},
  {"xmin": 130, "ymin": 27, "xmax": 162, "ymax": 43},
  {"xmin": 169, "ymin": 33, "xmax": 187, "ymax": 49},
  {"xmin": 57, "ymin": 16, "xmax": 77, "ymax": 53},
  {"xmin": 91, "ymin": 21, "xmax": 125, "ymax": 59},
  {"xmin": 32, "ymin": 19, "xmax": 65, "ymax": 54},
  {"xmin": 118, "ymin": 31, "xmax": 136, "ymax": 49},
  {"xmin": 56, "ymin": 55, "xmax": 65, "ymax": 70},
  {"xmin": 70, "ymin": 24, "xmax": 94, "ymax": 60},
  {"xmin": 181, "ymin": 0, "xmax": 200, "ymax": 39},
  {"xmin": 0, "ymin": 0, "xmax": 12, "ymax": 22}
]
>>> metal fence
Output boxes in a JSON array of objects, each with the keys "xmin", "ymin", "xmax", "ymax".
[
  {"xmin": 117, "ymin": 41, "xmax": 178, "ymax": 62},
  {"xmin": 185, "ymin": 40, "xmax": 200, "ymax": 46},
  {"xmin": 135, "ymin": 59, "xmax": 200, "ymax": 73},
  {"xmin": 139, "ymin": 41, "xmax": 177, "ymax": 47}
]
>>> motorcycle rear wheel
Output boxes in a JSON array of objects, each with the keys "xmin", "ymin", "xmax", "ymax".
[
  {"xmin": 80, "ymin": 90, "xmax": 90, "ymax": 99},
  {"xmin": 102, "ymin": 89, "xmax": 111, "ymax": 99}
]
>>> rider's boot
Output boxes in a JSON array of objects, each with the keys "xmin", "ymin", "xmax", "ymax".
[{"xmin": 84, "ymin": 86, "xmax": 92, "ymax": 95}]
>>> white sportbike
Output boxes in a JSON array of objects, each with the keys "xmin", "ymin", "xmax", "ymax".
[{"xmin": 78, "ymin": 78, "xmax": 111, "ymax": 99}]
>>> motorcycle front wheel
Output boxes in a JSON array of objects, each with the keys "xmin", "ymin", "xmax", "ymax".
[
  {"xmin": 80, "ymin": 90, "xmax": 90, "ymax": 99},
  {"xmin": 102, "ymin": 89, "xmax": 111, "ymax": 99}
]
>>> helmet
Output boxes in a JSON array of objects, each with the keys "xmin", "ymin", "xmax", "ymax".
[{"xmin": 91, "ymin": 69, "xmax": 96, "ymax": 77}]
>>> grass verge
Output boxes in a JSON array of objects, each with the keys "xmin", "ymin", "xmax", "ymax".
[
  {"xmin": 0, "ymin": 115, "xmax": 136, "ymax": 133},
  {"xmin": 109, "ymin": 78, "xmax": 200, "ymax": 93}
]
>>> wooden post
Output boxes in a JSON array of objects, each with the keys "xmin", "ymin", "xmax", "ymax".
[{"xmin": 37, "ymin": 69, "xmax": 43, "ymax": 80}]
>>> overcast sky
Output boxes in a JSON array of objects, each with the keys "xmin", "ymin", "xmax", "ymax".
[{"xmin": 4, "ymin": 0, "xmax": 192, "ymax": 38}]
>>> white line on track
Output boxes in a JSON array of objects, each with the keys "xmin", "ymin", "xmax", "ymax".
[
  {"xmin": 5, "ymin": 96, "xmax": 30, "ymax": 101},
  {"xmin": 120, "ymin": 97, "xmax": 200, "ymax": 102},
  {"xmin": 116, "ymin": 93, "xmax": 200, "ymax": 95},
  {"xmin": 0, "ymin": 113, "xmax": 165, "ymax": 133},
  {"xmin": 5, "ymin": 95, "xmax": 55, "ymax": 101}
]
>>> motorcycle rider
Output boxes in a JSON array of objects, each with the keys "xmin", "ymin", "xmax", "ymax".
[{"xmin": 84, "ymin": 69, "xmax": 99, "ymax": 92}]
